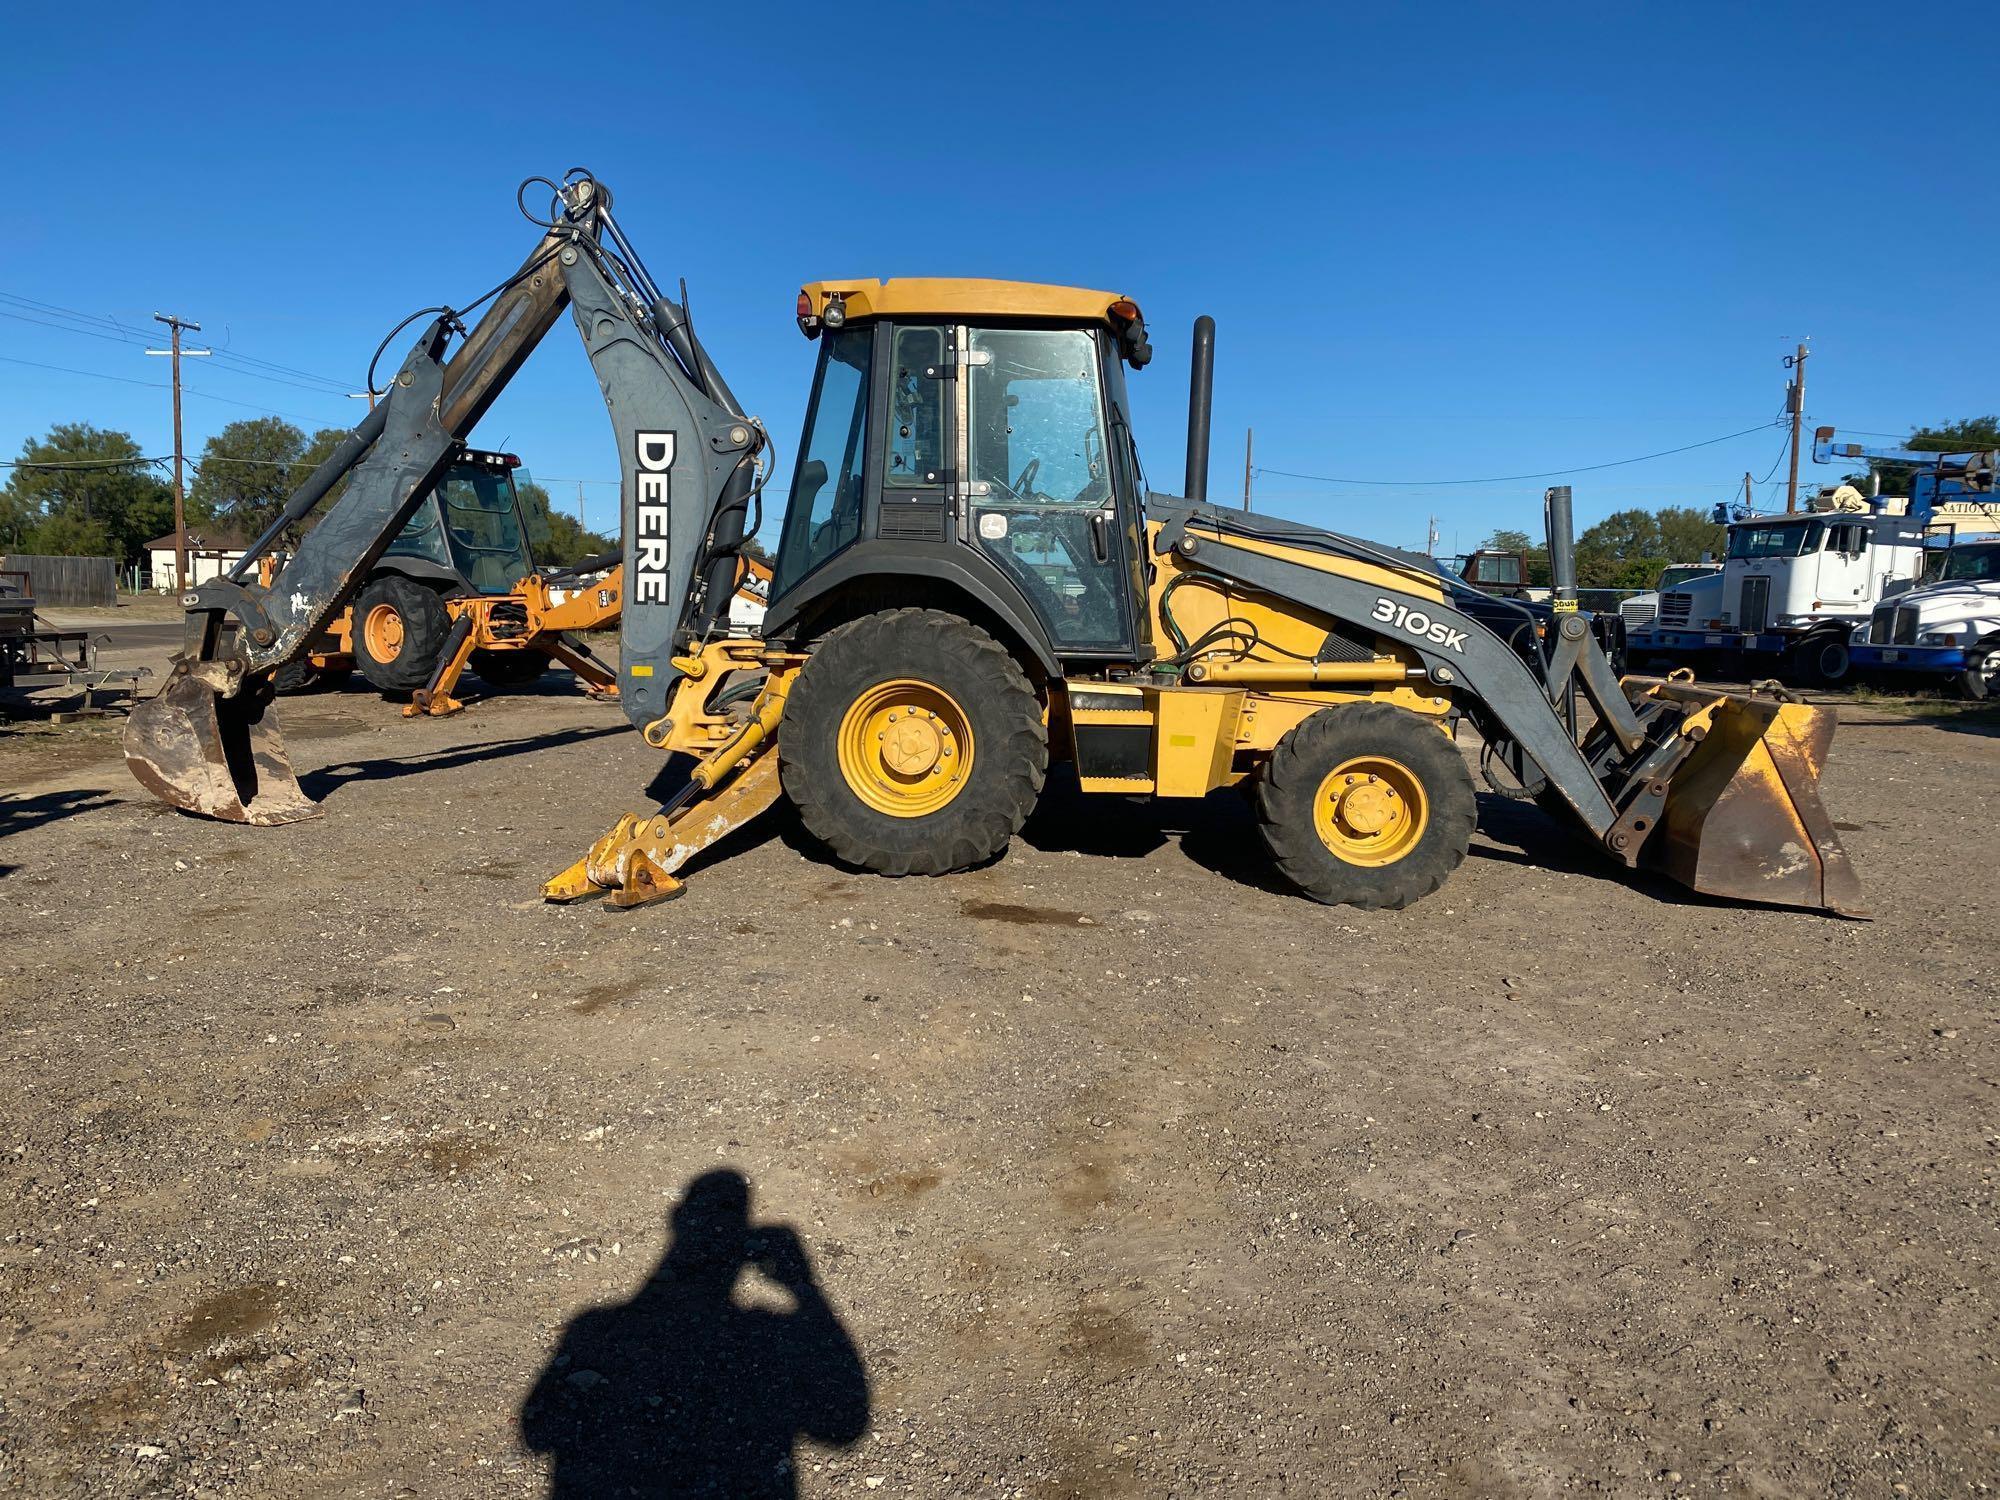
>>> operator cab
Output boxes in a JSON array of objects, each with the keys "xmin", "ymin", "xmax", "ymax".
[
  {"xmin": 768, "ymin": 280, "xmax": 1156, "ymax": 667},
  {"xmin": 384, "ymin": 447, "xmax": 538, "ymax": 594}
]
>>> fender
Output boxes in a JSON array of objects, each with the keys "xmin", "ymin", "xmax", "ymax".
[
  {"xmin": 1154, "ymin": 503, "xmax": 1620, "ymax": 833},
  {"xmin": 762, "ymin": 538, "xmax": 1062, "ymax": 679}
]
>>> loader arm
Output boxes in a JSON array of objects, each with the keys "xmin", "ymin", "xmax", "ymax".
[
  {"xmin": 127, "ymin": 174, "xmax": 763, "ymax": 823},
  {"xmin": 1154, "ymin": 505, "xmax": 1863, "ymax": 913}
]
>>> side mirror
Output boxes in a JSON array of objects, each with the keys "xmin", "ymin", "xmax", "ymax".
[{"xmin": 797, "ymin": 459, "xmax": 829, "ymax": 508}]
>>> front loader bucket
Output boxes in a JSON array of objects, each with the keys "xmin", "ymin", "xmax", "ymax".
[
  {"xmin": 1644, "ymin": 689, "xmax": 1864, "ymax": 916},
  {"xmin": 124, "ymin": 670, "xmax": 323, "ymax": 826}
]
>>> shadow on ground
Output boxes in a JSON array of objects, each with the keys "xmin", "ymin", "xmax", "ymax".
[
  {"xmin": 0, "ymin": 788, "xmax": 121, "ymax": 863},
  {"xmin": 296, "ymin": 726, "xmax": 628, "ymax": 802},
  {"xmin": 520, "ymin": 1170, "xmax": 868, "ymax": 1499}
]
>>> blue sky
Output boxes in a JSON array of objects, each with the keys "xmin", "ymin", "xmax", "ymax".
[{"xmin": 5, "ymin": 1, "xmax": 1992, "ymax": 554}]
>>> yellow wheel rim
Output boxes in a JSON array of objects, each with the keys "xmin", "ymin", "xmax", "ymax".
[
  {"xmin": 1312, "ymin": 755, "xmax": 1429, "ymax": 867},
  {"xmin": 836, "ymin": 678, "xmax": 974, "ymax": 819},
  {"xmin": 363, "ymin": 603, "xmax": 405, "ymax": 662}
]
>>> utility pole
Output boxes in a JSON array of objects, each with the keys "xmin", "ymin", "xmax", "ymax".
[
  {"xmin": 577, "ymin": 481, "xmax": 586, "ymax": 528},
  {"xmin": 1742, "ymin": 471, "xmax": 1753, "ymax": 514},
  {"xmin": 1242, "ymin": 428, "xmax": 1253, "ymax": 510},
  {"xmin": 147, "ymin": 314, "xmax": 210, "ymax": 591},
  {"xmin": 1784, "ymin": 341, "xmax": 1809, "ymax": 514}
]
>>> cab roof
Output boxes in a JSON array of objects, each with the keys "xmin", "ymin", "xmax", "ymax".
[{"xmin": 800, "ymin": 278, "xmax": 1139, "ymax": 326}]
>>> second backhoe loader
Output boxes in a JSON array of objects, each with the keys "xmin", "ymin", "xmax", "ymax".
[{"xmin": 127, "ymin": 171, "xmax": 1862, "ymax": 915}]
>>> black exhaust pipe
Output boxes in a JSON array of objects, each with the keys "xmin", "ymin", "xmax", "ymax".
[
  {"xmin": 1185, "ymin": 315, "xmax": 1214, "ymax": 503},
  {"xmin": 1544, "ymin": 484, "xmax": 1577, "ymax": 609}
]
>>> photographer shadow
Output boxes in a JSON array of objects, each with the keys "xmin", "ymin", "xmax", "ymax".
[{"xmin": 520, "ymin": 1170, "xmax": 869, "ymax": 1498}]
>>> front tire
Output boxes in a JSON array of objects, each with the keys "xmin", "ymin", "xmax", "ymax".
[
  {"xmin": 780, "ymin": 608, "xmax": 1047, "ymax": 876},
  {"xmin": 1956, "ymin": 639, "xmax": 2000, "ymax": 700},
  {"xmin": 1256, "ymin": 702, "xmax": 1476, "ymax": 910},
  {"xmin": 352, "ymin": 575, "xmax": 450, "ymax": 695}
]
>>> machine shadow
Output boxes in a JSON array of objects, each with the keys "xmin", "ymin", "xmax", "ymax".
[
  {"xmin": 519, "ymin": 1169, "xmax": 869, "ymax": 1499},
  {"xmin": 1020, "ymin": 769, "xmax": 1297, "ymax": 896},
  {"xmin": 1470, "ymin": 791, "xmax": 1791, "ymax": 912},
  {"xmin": 0, "ymin": 787, "xmax": 121, "ymax": 847},
  {"xmin": 296, "ymin": 726, "xmax": 627, "ymax": 801}
]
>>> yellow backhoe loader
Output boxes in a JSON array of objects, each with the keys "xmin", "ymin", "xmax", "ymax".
[{"xmin": 125, "ymin": 172, "xmax": 1862, "ymax": 915}]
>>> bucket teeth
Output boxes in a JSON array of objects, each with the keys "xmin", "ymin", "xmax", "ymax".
[{"xmin": 124, "ymin": 671, "xmax": 322, "ymax": 826}]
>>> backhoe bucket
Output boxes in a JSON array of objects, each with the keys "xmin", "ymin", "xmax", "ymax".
[
  {"xmin": 124, "ymin": 670, "xmax": 323, "ymax": 826},
  {"xmin": 1642, "ymin": 687, "xmax": 1863, "ymax": 915}
]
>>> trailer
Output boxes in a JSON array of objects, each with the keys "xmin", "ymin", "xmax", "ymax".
[{"xmin": 0, "ymin": 569, "xmax": 147, "ymax": 712}]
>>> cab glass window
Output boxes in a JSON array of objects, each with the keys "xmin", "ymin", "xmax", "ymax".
[
  {"xmin": 1727, "ymin": 521, "xmax": 1824, "ymax": 558},
  {"xmin": 886, "ymin": 327, "xmax": 946, "ymax": 487},
  {"xmin": 965, "ymin": 327, "xmax": 1126, "ymax": 649},
  {"xmin": 772, "ymin": 328, "xmax": 871, "ymax": 598},
  {"xmin": 1942, "ymin": 543, "xmax": 2000, "ymax": 582}
]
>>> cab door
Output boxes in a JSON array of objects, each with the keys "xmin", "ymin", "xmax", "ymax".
[
  {"xmin": 959, "ymin": 325, "xmax": 1135, "ymax": 655},
  {"xmin": 1819, "ymin": 519, "xmax": 1871, "ymax": 606}
]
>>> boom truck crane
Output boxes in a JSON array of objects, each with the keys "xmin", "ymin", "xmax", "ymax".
[
  {"xmin": 1815, "ymin": 429, "xmax": 2000, "ymax": 695},
  {"xmin": 126, "ymin": 171, "xmax": 1863, "ymax": 915}
]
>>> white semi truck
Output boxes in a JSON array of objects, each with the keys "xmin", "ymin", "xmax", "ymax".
[
  {"xmin": 1852, "ymin": 538, "xmax": 2000, "ymax": 697},
  {"xmin": 1631, "ymin": 430, "xmax": 1998, "ymax": 686},
  {"xmin": 1628, "ymin": 488, "xmax": 1924, "ymax": 685}
]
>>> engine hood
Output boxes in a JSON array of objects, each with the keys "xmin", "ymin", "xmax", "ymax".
[{"xmin": 1896, "ymin": 580, "xmax": 2000, "ymax": 620}]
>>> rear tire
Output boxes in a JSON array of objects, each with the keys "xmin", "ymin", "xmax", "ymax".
[
  {"xmin": 1785, "ymin": 632, "xmax": 1852, "ymax": 688},
  {"xmin": 471, "ymin": 649, "xmax": 550, "ymax": 688},
  {"xmin": 272, "ymin": 661, "xmax": 319, "ymax": 696},
  {"xmin": 352, "ymin": 575, "xmax": 450, "ymax": 695},
  {"xmin": 1256, "ymin": 702, "xmax": 1476, "ymax": 910},
  {"xmin": 781, "ymin": 608, "xmax": 1046, "ymax": 876}
]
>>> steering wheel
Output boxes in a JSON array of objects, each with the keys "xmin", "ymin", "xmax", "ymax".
[{"xmin": 1011, "ymin": 457, "xmax": 1041, "ymax": 499}]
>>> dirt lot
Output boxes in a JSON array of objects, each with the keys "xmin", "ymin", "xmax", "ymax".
[{"xmin": 2, "ymin": 650, "xmax": 1996, "ymax": 1497}]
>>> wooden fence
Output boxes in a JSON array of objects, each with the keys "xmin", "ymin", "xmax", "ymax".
[{"xmin": 0, "ymin": 554, "xmax": 119, "ymax": 607}]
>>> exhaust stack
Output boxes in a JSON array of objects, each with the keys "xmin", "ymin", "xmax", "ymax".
[
  {"xmin": 1544, "ymin": 484, "xmax": 1578, "ymax": 610},
  {"xmin": 1185, "ymin": 315, "xmax": 1214, "ymax": 502}
]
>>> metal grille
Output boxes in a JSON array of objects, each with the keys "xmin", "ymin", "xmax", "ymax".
[
  {"xmin": 1620, "ymin": 595, "xmax": 1657, "ymax": 627},
  {"xmin": 1740, "ymin": 576, "xmax": 1770, "ymax": 634},
  {"xmin": 1658, "ymin": 592, "xmax": 1692, "ymax": 625},
  {"xmin": 1870, "ymin": 604, "xmax": 1897, "ymax": 642},
  {"xmin": 1892, "ymin": 606, "xmax": 1919, "ymax": 644},
  {"xmin": 877, "ymin": 504, "xmax": 947, "ymax": 542}
]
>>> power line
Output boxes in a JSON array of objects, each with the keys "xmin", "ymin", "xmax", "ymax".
[
  {"xmin": 1254, "ymin": 420, "xmax": 1784, "ymax": 489},
  {"xmin": 0, "ymin": 308, "xmax": 152, "ymax": 348},
  {"xmin": 0, "ymin": 455, "xmax": 169, "ymax": 470},
  {"xmin": 0, "ymin": 353, "xmax": 346, "ymax": 427},
  {"xmin": 1, "ymin": 290, "xmax": 356, "ymax": 395}
]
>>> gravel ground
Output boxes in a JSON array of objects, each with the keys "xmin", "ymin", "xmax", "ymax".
[{"xmin": 1, "ymin": 666, "xmax": 1995, "ymax": 1498}]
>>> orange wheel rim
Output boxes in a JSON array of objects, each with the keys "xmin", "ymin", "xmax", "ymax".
[{"xmin": 363, "ymin": 603, "xmax": 405, "ymax": 661}]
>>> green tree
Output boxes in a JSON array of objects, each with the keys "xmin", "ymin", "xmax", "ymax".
[
  {"xmin": 1849, "ymin": 416, "xmax": 2000, "ymax": 497},
  {"xmin": 0, "ymin": 423, "xmax": 178, "ymax": 565},
  {"xmin": 517, "ymin": 480, "xmax": 616, "ymax": 568},
  {"xmin": 1654, "ymin": 505, "xmax": 1726, "ymax": 564},
  {"xmin": 24, "ymin": 509, "xmax": 114, "ymax": 558},
  {"xmin": 1574, "ymin": 508, "xmax": 1663, "ymax": 588},
  {"xmin": 189, "ymin": 417, "xmax": 307, "ymax": 538}
]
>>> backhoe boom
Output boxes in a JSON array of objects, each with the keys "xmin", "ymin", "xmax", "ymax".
[{"xmin": 126, "ymin": 173, "xmax": 764, "ymax": 823}]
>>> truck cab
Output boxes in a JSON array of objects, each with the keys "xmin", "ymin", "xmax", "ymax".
[
  {"xmin": 1630, "ymin": 504, "xmax": 1925, "ymax": 685},
  {"xmin": 1853, "ymin": 539, "xmax": 2000, "ymax": 697},
  {"xmin": 1447, "ymin": 549, "xmax": 1547, "ymax": 600}
]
